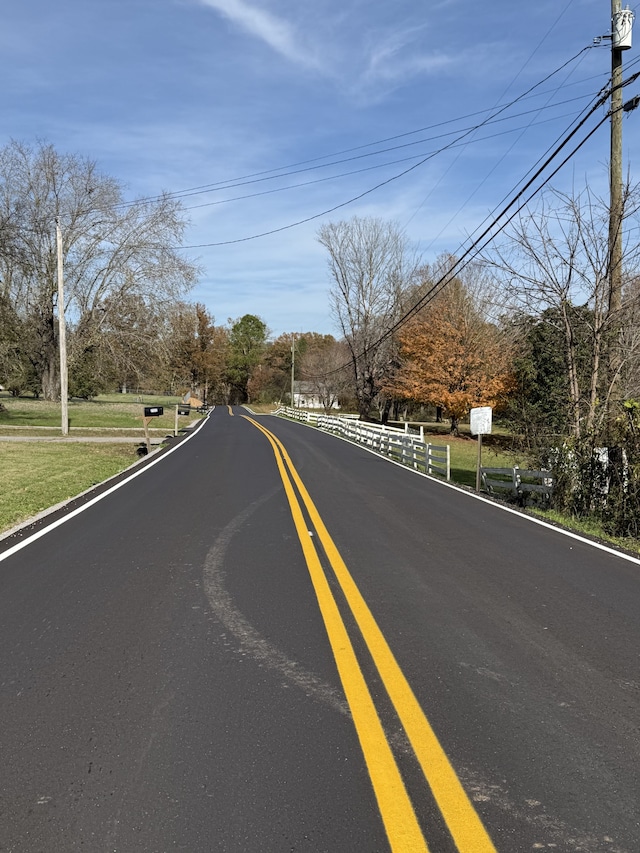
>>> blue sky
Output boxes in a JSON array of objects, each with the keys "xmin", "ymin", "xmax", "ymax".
[{"xmin": 3, "ymin": 0, "xmax": 638, "ymax": 337}]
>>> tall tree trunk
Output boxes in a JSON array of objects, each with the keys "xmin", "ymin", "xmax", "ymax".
[
  {"xmin": 586, "ymin": 325, "xmax": 602, "ymax": 435},
  {"xmin": 561, "ymin": 301, "xmax": 581, "ymax": 437},
  {"xmin": 37, "ymin": 305, "xmax": 59, "ymax": 401},
  {"xmin": 41, "ymin": 353, "xmax": 58, "ymax": 401}
]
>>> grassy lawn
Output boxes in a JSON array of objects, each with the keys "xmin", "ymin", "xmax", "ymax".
[
  {"xmin": 0, "ymin": 393, "xmax": 202, "ymax": 535},
  {"xmin": 95, "ymin": 392, "xmax": 183, "ymax": 406},
  {"xmin": 0, "ymin": 443, "xmax": 139, "ymax": 534},
  {"xmin": 0, "ymin": 394, "xmax": 197, "ymax": 432}
]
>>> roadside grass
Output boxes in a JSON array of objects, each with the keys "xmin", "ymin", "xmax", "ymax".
[
  {"xmin": 442, "ymin": 435, "xmax": 523, "ymax": 487},
  {"xmin": 0, "ymin": 443, "xmax": 139, "ymax": 534},
  {"xmin": 0, "ymin": 394, "xmax": 195, "ymax": 432},
  {"xmin": 526, "ymin": 507, "xmax": 640, "ymax": 557},
  {"xmin": 0, "ymin": 393, "xmax": 199, "ymax": 535}
]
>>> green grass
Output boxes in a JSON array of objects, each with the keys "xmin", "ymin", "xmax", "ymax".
[
  {"xmin": 0, "ymin": 394, "xmax": 196, "ymax": 432},
  {"xmin": 0, "ymin": 443, "xmax": 139, "ymax": 533},
  {"xmin": 526, "ymin": 507, "xmax": 640, "ymax": 556},
  {"xmin": 95, "ymin": 392, "xmax": 183, "ymax": 405},
  {"xmin": 443, "ymin": 434, "xmax": 524, "ymax": 487},
  {"xmin": 0, "ymin": 394, "xmax": 202, "ymax": 535}
]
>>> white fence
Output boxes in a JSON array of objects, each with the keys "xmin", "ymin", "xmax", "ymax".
[{"xmin": 273, "ymin": 407, "xmax": 450, "ymax": 480}]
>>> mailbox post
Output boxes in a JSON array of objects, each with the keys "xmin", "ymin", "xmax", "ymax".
[
  {"xmin": 175, "ymin": 404, "xmax": 190, "ymax": 436},
  {"xmin": 142, "ymin": 406, "xmax": 163, "ymax": 454}
]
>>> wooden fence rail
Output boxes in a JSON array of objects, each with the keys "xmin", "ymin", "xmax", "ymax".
[{"xmin": 481, "ymin": 466, "xmax": 553, "ymax": 503}]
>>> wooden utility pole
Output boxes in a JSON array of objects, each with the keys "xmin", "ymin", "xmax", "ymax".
[
  {"xmin": 56, "ymin": 218, "xmax": 69, "ymax": 436},
  {"xmin": 607, "ymin": 1, "xmax": 634, "ymax": 427}
]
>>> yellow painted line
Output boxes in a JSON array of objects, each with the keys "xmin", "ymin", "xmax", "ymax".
[
  {"xmin": 246, "ymin": 418, "xmax": 429, "ymax": 852},
  {"xmin": 227, "ymin": 405, "xmax": 234, "ymax": 416},
  {"xmin": 245, "ymin": 417, "xmax": 497, "ymax": 853}
]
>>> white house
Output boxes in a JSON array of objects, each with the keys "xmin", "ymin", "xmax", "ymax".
[{"xmin": 292, "ymin": 381, "xmax": 340, "ymax": 410}]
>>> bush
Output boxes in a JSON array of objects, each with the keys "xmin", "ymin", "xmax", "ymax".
[{"xmin": 540, "ymin": 407, "xmax": 640, "ymax": 539}]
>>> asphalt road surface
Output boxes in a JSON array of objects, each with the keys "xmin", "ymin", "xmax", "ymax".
[{"xmin": 1, "ymin": 406, "xmax": 638, "ymax": 852}]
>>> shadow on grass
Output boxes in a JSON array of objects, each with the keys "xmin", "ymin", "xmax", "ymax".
[{"xmin": 450, "ymin": 466, "xmax": 476, "ymax": 488}]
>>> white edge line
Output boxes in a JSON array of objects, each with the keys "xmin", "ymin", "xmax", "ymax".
[
  {"xmin": 272, "ymin": 416, "xmax": 640, "ymax": 569},
  {"xmin": 0, "ymin": 413, "xmax": 211, "ymax": 563}
]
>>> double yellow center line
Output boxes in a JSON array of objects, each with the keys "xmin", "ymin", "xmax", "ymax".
[{"xmin": 244, "ymin": 417, "xmax": 497, "ymax": 853}]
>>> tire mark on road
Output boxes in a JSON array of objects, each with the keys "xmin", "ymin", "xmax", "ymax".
[{"xmin": 202, "ymin": 490, "xmax": 350, "ymax": 718}]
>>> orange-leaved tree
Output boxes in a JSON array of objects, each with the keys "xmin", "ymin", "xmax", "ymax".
[{"xmin": 385, "ymin": 272, "xmax": 515, "ymax": 433}]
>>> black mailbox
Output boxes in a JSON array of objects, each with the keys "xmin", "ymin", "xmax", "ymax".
[
  {"xmin": 177, "ymin": 407, "xmax": 190, "ymax": 416},
  {"xmin": 144, "ymin": 406, "xmax": 163, "ymax": 417}
]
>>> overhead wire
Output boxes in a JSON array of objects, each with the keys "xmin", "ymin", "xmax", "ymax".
[
  {"xmin": 113, "ymin": 92, "xmax": 600, "ymax": 215},
  {"xmin": 408, "ymin": 44, "xmax": 594, "ymax": 246},
  {"xmin": 418, "ymin": 65, "xmax": 618, "ymax": 279},
  {"xmin": 175, "ymin": 49, "xmax": 601, "ymax": 249},
  {"xmin": 304, "ymin": 71, "xmax": 640, "ymax": 380},
  {"xmin": 109, "ymin": 59, "xmax": 608, "ymax": 212},
  {"xmin": 180, "ymin": 109, "xmax": 589, "ymax": 212},
  {"xmin": 404, "ymin": 10, "xmax": 589, "ymax": 231}
]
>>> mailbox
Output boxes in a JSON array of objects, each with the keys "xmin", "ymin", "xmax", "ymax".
[
  {"xmin": 144, "ymin": 406, "xmax": 163, "ymax": 417},
  {"xmin": 177, "ymin": 407, "xmax": 190, "ymax": 417}
]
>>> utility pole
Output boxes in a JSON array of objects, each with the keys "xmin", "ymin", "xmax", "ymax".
[
  {"xmin": 607, "ymin": 2, "xmax": 634, "ymax": 427},
  {"xmin": 56, "ymin": 218, "xmax": 69, "ymax": 436}
]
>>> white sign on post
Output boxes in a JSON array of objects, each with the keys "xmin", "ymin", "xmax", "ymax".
[
  {"xmin": 470, "ymin": 406, "xmax": 492, "ymax": 491},
  {"xmin": 470, "ymin": 406, "xmax": 492, "ymax": 436}
]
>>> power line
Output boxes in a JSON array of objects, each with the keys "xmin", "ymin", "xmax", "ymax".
[
  {"xmin": 408, "ymin": 38, "xmax": 593, "ymax": 243},
  {"xmin": 424, "ymin": 76, "xmax": 615, "ymax": 279},
  {"xmin": 109, "ymin": 50, "xmax": 601, "ymax": 213},
  {"xmin": 112, "ymin": 93, "xmax": 597, "ymax": 216},
  {"xmin": 180, "ymin": 109, "xmax": 588, "ymax": 212},
  {"xmin": 305, "ymin": 74, "xmax": 639, "ymax": 381},
  {"xmin": 176, "ymin": 53, "xmax": 604, "ymax": 249}
]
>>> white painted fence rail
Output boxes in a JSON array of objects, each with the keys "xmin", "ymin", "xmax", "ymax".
[{"xmin": 273, "ymin": 407, "xmax": 450, "ymax": 480}]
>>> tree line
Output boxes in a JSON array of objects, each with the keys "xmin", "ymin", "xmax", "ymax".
[
  {"xmin": 0, "ymin": 142, "xmax": 350, "ymax": 408},
  {"xmin": 318, "ymin": 196, "xmax": 640, "ymax": 538},
  {"xmin": 2, "ymin": 141, "xmax": 640, "ymax": 536}
]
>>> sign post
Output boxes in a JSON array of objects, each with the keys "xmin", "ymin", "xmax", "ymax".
[{"xmin": 470, "ymin": 406, "xmax": 492, "ymax": 492}]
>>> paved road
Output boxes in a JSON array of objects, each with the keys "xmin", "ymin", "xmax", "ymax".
[{"xmin": 1, "ymin": 407, "xmax": 638, "ymax": 852}]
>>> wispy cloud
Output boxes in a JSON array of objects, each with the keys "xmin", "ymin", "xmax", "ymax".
[
  {"xmin": 198, "ymin": 0, "xmax": 321, "ymax": 69},
  {"xmin": 361, "ymin": 24, "xmax": 453, "ymax": 87}
]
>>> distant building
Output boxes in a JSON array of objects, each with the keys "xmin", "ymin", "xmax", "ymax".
[{"xmin": 292, "ymin": 381, "xmax": 340, "ymax": 410}]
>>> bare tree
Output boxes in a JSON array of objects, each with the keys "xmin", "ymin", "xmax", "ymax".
[
  {"xmin": 318, "ymin": 216, "xmax": 417, "ymax": 420},
  {"xmin": 0, "ymin": 141, "xmax": 198, "ymax": 399},
  {"xmin": 485, "ymin": 184, "xmax": 640, "ymax": 438},
  {"xmin": 299, "ymin": 336, "xmax": 351, "ymax": 413},
  {"xmin": 621, "ymin": 274, "xmax": 640, "ymax": 401}
]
